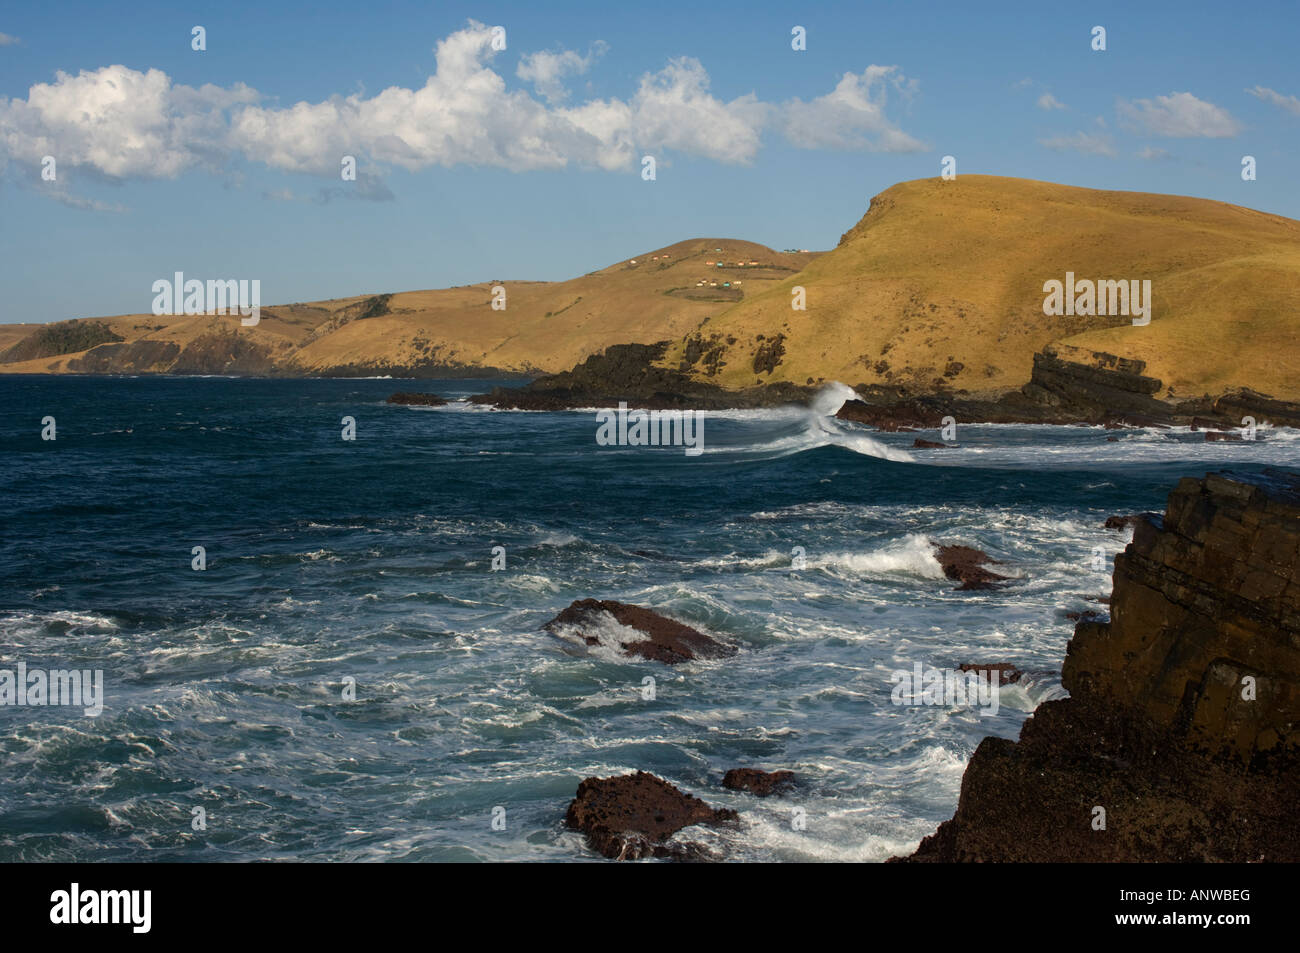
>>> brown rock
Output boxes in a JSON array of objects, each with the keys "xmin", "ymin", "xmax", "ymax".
[
  {"xmin": 912, "ymin": 439, "xmax": 952, "ymax": 449},
  {"xmin": 957, "ymin": 663, "xmax": 1022, "ymax": 685},
  {"xmin": 896, "ymin": 469, "xmax": 1300, "ymax": 862},
  {"xmin": 565, "ymin": 771, "xmax": 738, "ymax": 860},
  {"xmin": 930, "ymin": 542, "xmax": 1009, "ymax": 590},
  {"xmin": 1205, "ymin": 430, "xmax": 1242, "ymax": 442},
  {"xmin": 722, "ymin": 768, "xmax": 796, "ymax": 797},
  {"xmin": 543, "ymin": 599, "xmax": 736, "ymax": 664}
]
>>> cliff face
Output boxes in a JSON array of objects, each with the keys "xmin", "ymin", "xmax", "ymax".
[{"xmin": 900, "ymin": 469, "xmax": 1300, "ymax": 862}]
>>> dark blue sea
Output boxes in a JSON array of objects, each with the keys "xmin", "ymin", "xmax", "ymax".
[{"xmin": 1, "ymin": 376, "xmax": 1293, "ymax": 861}]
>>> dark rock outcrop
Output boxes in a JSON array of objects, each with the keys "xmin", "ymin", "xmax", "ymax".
[
  {"xmin": 1214, "ymin": 388, "xmax": 1300, "ymax": 429},
  {"xmin": 931, "ymin": 543, "xmax": 1009, "ymax": 590},
  {"xmin": 565, "ymin": 771, "xmax": 738, "ymax": 860},
  {"xmin": 1103, "ymin": 514, "xmax": 1151, "ymax": 530},
  {"xmin": 471, "ymin": 342, "xmax": 813, "ymax": 410},
  {"xmin": 957, "ymin": 663, "xmax": 1022, "ymax": 685},
  {"xmin": 912, "ymin": 439, "xmax": 952, "ymax": 449},
  {"xmin": 65, "ymin": 339, "xmax": 182, "ymax": 374},
  {"xmin": 387, "ymin": 392, "xmax": 447, "ymax": 406},
  {"xmin": 1019, "ymin": 344, "xmax": 1177, "ymax": 420},
  {"xmin": 897, "ymin": 469, "xmax": 1300, "ymax": 862},
  {"xmin": 722, "ymin": 768, "xmax": 796, "ymax": 797},
  {"xmin": 543, "ymin": 599, "xmax": 736, "ymax": 664},
  {"xmin": 835, "ymin": 397, "xmax": 946, "ymax": 430}
]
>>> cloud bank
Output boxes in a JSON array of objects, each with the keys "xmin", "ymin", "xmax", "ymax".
[{"xmin": 0, "ymin": 20, "xmax": 924, "ymax": 204}]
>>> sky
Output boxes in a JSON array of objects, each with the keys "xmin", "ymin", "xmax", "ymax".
[{"xmin": 1, "ymin": 0, "xmax": 1298, "ymax": 323}]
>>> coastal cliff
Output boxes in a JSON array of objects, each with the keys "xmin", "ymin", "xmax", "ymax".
[{"xmin": 898, "ymin": 468, "xmax": 1300, "ymax": 862}]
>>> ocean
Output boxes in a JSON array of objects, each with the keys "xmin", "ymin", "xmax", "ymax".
[{"xmin": 1, "ymin": 375, "xmax": 1295, "ymax": 862}]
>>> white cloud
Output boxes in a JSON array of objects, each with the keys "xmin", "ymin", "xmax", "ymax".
[
  {"xmin": 1136, "ymin": 146, "xmax": 1170, "ymax": 160},
  {"xmin": 1117, "ymin": 91, "xmax": 1240, "ymax": 137},
  {"xmin": 1038, "ymin": 131, "xmax": 1117, "ymax": 157},
  {"xmin": 0, "ymin": 32, "xmax": 19, "ymax": 47},
  {"xmin": 1246, "ymin": 85, "xmax": 1300, "ymax": 117},
  {"xmin": 517, "ymin": 41, "xmax": 607, "ymax": 103},
  {"xmin": 1037, "ymin": 92, "xmax": 1066, "ymax": 111},
  {"xmin": 0, "ymin": 20, "xmax": 923, "ymax": 201},
  {"xmin": 782, "ymin": 65, "xmax": 925, "ymax": 152},
  {"xmin": 0, "ymin": 64, "xmax": 257, "ymax": 179}
]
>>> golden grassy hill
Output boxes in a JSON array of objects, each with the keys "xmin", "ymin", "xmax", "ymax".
[
  {"xmin": 665, "ymin": 175, "xmax": 1300, "ymax": 400},
  {"xmin": 0, "ymin": 241, "xmax": 818, "ymax": 376}
]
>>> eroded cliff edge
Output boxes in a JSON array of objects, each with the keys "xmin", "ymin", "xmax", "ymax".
[{"xmin": 897, "ymin": 468, "xmax": 1300, "ymax": 862}]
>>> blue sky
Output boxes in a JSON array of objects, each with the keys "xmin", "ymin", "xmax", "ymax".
[{"xmin": 2, "ymin": 0, "xmax": 1298, "ymax": 323}]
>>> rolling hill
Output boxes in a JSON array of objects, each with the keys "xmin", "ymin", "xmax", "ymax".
[
  {"xmin": 665, "ymin": 175, "xmax": 1300, "ymax": 402},
  {"xmin": 0, "ymin": 241, "xmax": 819, "ymax": 377}
]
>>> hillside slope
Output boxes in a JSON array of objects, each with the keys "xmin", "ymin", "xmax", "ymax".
[
  {"xmin": 0, "ymin": 241, "xmax": 818, "ymax": 377},
  {"xmin": 667, "ymin": 176, "xmax": 1300, "ymax": 401}
]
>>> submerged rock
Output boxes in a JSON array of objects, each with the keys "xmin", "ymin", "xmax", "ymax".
[
  {"xmin": 543, "ymin": 598, "xmax": 736, "ymax": 664},
  {"xmin": 722, "ymin": 768, "xmax": 797, "ymax": 797},
  {"xmin": 912, "ymin": 438, "xmax": 953, "ymax": 449},
  {"xmin": 930, "ymin": 543, "xmax": 1009, "ymax": 590},
  {"xmin": 897, "ymin": 469, "xmax": 1300, "ymax": 862},
  {"xmin": 565, "ymin": 771, "xmax": 738, "ymax": 860}
]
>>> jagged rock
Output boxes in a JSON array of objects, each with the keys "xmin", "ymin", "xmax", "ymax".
[
  {"xmin": 565, "ymin": 771, "xmax": 738, "ymax": 860},
  {"xmin": 543, "ymin": 599, "xmax": 736, "ymax": 664},
  {"xmin": 957, "ymin": 663, "xmax": 1022, "ymax": 685},
  {"xmin": 722, "ymin": 768, "xmax": 796, "ymax": 797},
  {"xmin": 895, "ymin": 469, "xmax": 1300, "ymax": 862},
  {"xmin": 1205, "ymin": 430, "xmax": 1242, "ymax": 442},
  {"xmin": 386, "ymin": 392, "xmax": 448, "ymax": 406},
  {"xmin": 1103, "ymin": 514, "xmax": 1150, "ymax": 530},
  {"xmin": 1214, "ymin": 388, "xmax": 1300, "ymax": 429},
  {"xmin": 930, "ymin": 543, "xmax": 1009, "ymax": 590}
]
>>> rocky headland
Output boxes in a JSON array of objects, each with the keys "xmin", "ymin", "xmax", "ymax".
[{"xmin": 896, "ymin": 468, "xmax": 1300, "ymax": 862}]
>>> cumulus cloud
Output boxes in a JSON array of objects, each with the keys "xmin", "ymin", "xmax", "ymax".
[
  {"xmin": 1037, "ymin": 92, "xmax": 1066, "ymax": 110},
  {"xmin": 1246, "ymin": 85, "xmax": 1300, "ymax": 117},
  {"xmin": 1117, "ymin": 91, "xmax": 1240, "ymax": 137},
  {"xmin": 1038, "ymin": 131, "xmax": 1117, "ymax": 157},
  {"xmin": 781, "ymin": 65, "xmax": 925, "ymax": 151},
  {"xmin": 517, "ymin": 41, "xmax": 607, "ymax": 102},
  {"xmin": 0, "ymin": 65, "xmax": 257, "ymax": 179},
  {"xmin": 0, "ymin": 32, "xmax": 19, "ymax": 46},
  {"xmin": 0, "ymin": 20, "xmax": 922, "ymax": 204}
]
